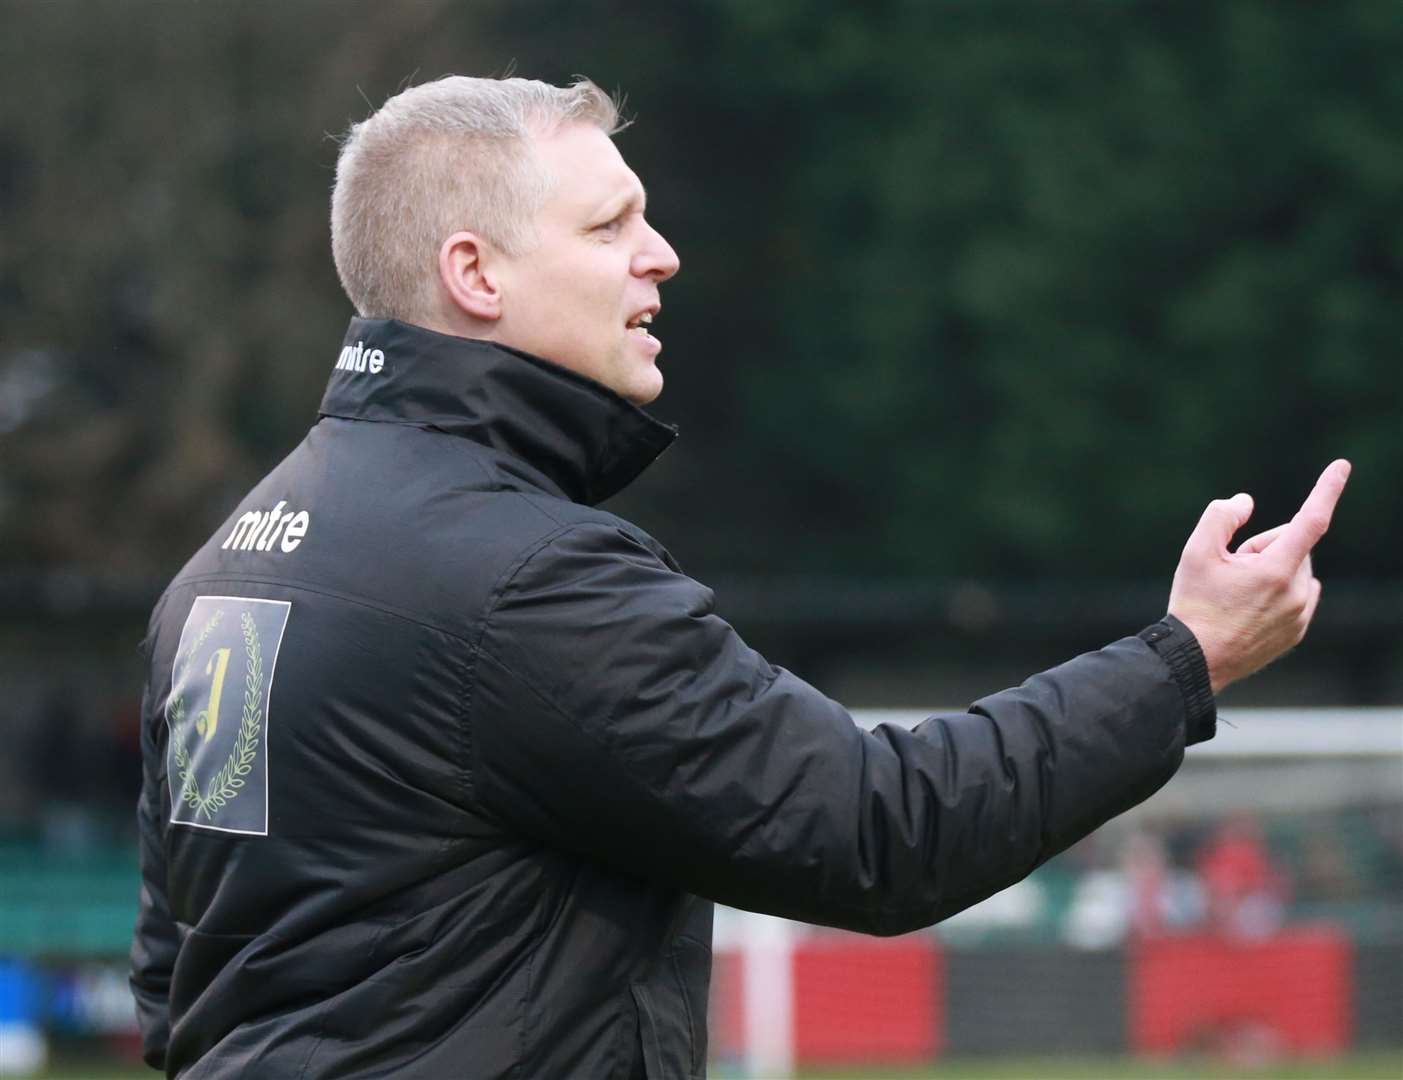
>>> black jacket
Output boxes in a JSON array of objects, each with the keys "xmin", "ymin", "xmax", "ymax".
[{"xmin": 131, "ymin": 317, "xmax": 1216, "ymax": 1079}]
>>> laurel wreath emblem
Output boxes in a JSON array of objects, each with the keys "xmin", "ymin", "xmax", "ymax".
[{"xmin": 170, "ymin": 608, "xmax": 263, "ymax": 821}]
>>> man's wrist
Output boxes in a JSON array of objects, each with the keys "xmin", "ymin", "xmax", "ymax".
[{"xmin": 1138, "ymin": 614, "xmax": 1217, "ymax": 745}]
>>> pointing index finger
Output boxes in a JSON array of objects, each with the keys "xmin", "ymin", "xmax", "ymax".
[{"xmin": 1269, "ymin": 459, "xmax": 1351, "ymax": 569}]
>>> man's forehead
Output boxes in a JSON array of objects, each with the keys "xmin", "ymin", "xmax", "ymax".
[{"xmin": 534, "ymin": 123, "xmax": 646, "ymax": 211}]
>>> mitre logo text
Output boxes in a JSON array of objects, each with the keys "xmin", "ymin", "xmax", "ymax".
[
  {"xmin": 221, "ymin": 500, "xmax": 311, "ymax": 554},
  {"xmin": 335, "ymin": 340, "xmax": 385, "ymax": 374}
]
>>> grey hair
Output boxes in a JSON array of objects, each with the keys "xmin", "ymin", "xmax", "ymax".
[{"xmin": 331, "ymin": 75, "xmax": 623, "ymax": 323}]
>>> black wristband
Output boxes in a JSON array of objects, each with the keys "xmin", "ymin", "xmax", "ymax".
[{"xmin": 1138, "ymin": 614, "xmax": 1217, "ymax": 745}]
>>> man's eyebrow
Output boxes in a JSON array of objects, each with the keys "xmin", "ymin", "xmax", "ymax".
[{"xmin": 597, "ymin": 184, "xmax": 648, "ymax": 219}]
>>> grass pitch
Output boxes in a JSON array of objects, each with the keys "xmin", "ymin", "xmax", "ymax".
[
  {"xmin": 793, "ymin": 1052, "xmax": 1403, "ymax": 1079},
  {"xmin": 39, "ymin": 1051, "xmax": 1403, "ymax": 1078}
]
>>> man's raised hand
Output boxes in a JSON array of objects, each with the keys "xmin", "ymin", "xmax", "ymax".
[{"xmin": 1167, "ymin": 460, "xmax": 1351, "ymax": 694}]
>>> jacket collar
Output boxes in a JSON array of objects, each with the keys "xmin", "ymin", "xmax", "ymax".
[{"xmin": 318, "ymin": 318, "xmax": 678, "ymax": 506}]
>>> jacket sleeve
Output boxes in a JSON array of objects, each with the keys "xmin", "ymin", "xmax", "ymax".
[
  {"xmin": 471, "ymin": 522, "xmax": 1215, "ymax": 936},
  {"xmin": 129, "ymin": 681, "xmax": 177, "ymax": 1070}
]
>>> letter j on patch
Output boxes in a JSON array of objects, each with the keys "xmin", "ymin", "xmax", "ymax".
[{"xmin": 166, "ymin": 595, "xmax": 291, "ymax": 835}]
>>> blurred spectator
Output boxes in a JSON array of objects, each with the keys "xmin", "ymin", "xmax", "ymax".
[
  {"xmin": 1195, "ymin": 814, "xmax": 1287, "ymax": 938},
  {"xmin": 1063, "ymin": 828, "xmax": 1203, "ymax": 948},
  {"xmin": 1124, "ymin": 831, "xmax": 1204, "ymax": 939}
]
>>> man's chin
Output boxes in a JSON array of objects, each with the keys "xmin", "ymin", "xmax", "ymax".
[
  {"xmin": 622, "ymin": 372, "xmax": 663, "ymax": 407},
  {"xmin": 619, "ymin": 339, "xmax": 664, "ymax": 405}
]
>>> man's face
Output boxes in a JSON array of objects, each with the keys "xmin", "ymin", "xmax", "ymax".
[{"xmin": 490, "ymin": 123, "xmax": 680, "ymax": 406}]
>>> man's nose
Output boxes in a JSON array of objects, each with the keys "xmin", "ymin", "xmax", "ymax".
[{"xmin": 633, "ymin": 222, "xmax": 680, "ymax": 283}]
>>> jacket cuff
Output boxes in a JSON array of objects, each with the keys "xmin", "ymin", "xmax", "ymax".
[{"xmin": 1137, "ymin": 615, "xmax": 1217, "ymax": 745}]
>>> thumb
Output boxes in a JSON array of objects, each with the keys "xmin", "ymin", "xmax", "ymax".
[{"xmin": 1188, "ymin": 492, "xmax": 1255, "ymax": 555}]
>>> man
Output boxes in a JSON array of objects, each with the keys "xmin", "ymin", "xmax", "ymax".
[{"xmin": 130, "ymin": 75, "xmax": 1349, "ymax": 1078}]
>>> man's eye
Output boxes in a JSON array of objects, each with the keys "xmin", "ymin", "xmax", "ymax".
[{"xmin": 594, "ymin": 216, "xmax": 624, "ymax": 234}]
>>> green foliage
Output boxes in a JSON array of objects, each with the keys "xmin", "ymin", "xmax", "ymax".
[{"xmin": 698, "ymin": 0, "xmax": 1402, "ymax": 580}]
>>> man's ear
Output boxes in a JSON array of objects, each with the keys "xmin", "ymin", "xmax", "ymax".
[{"xmin": 438, "ymin": 231, "xmax": 502, "ymax": 322}]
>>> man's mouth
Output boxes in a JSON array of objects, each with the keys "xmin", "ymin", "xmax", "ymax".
[{"xmin": 625, "ymin": 311, "xmax": 655, "ymax": 338}]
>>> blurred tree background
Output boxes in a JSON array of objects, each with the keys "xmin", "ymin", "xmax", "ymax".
[{"xmin": 1, "ymin": 0, "xmax": 1400, "ymax": 730}]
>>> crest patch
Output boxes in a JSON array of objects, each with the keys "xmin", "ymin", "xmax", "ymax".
[{"xmin": 166, "ymin": 595, "xmax": 290, "ymax": 835}]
